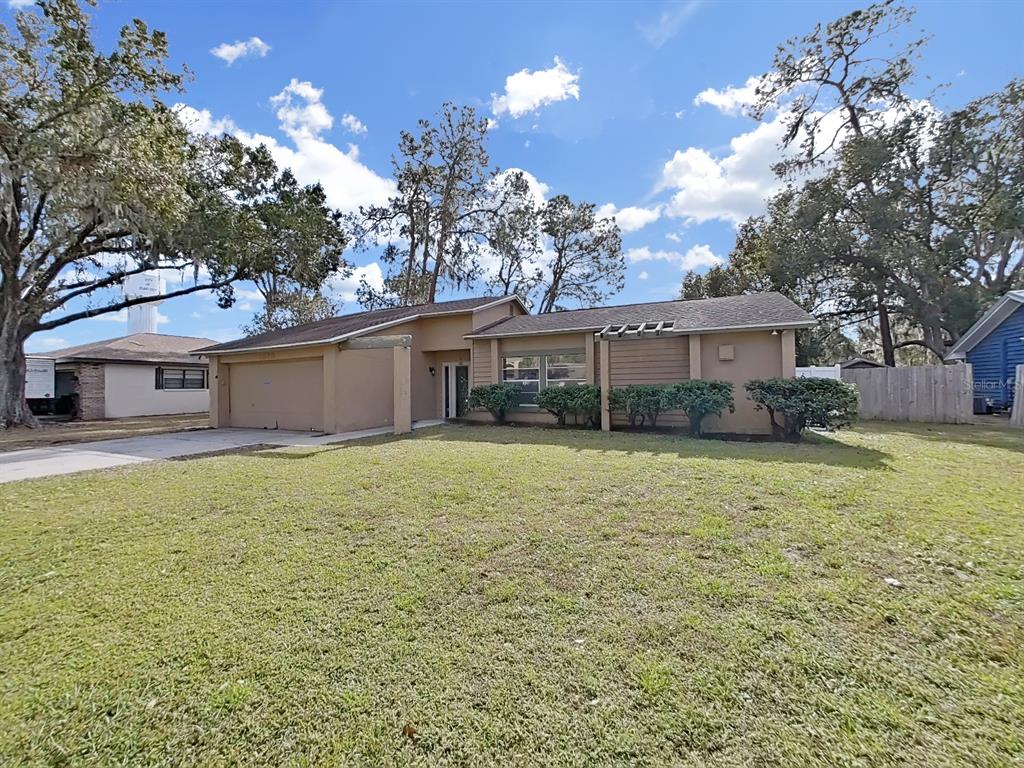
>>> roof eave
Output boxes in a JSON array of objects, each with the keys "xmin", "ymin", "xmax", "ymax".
[
  {"xmin": 465, "ymin": 318, "xmax": 816, "ymax": 340},
  {"xmin": 945, "ymin": 292, "xmax": 1024, "ymax": 359},
  {"xmin": 200, "ymin": 304, "xmax": 496, "ymax": 357}
]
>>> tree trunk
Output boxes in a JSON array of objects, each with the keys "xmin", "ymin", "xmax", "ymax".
[
  {"xmin": 0, "ymin": 313, "xmax": 37, "ymax": 428},
  {"xmin": 877, "ymin": 298, "xmax": 896, "ymax": 367}
]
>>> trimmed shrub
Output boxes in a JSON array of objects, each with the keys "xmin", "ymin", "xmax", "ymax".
[
  {"xmin": 608, "ymin": 384, "xmax": 675, "ymax": 428},
  {"xmin": 536, "ymin": 384, "xmax": 601, "ymax": 427},
  {"xmin": 671, "ymin": 380, "xmax": 735, "ymax": 437},
  {"xmin": 468, "ymin": 383, "xmax": 521, "ymax": 424},
  {"xmin": 745, "ymin": 377, "xmax": 859, "ymax": 441}
]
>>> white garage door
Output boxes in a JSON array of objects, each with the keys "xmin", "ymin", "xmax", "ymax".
[{"xmin": 229, "ymin": 358, "xmax": 323, "ymax": 431}]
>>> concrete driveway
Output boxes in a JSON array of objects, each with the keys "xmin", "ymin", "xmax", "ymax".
[{"xmin": 0, "ymin": 421, "xmax": 443, "ymax": 484}]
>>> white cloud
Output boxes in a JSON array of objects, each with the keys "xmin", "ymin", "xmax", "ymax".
[
  {"xmin": 175, "ymin": 82, "xmax": 395, "ymax": 213},
  {"xmin": 594, "ymin": 203, "xmax": 661, "ymax": 233},
  {"xmin": 625, "ymin": 244, "xmax": 723, "ymax": 271},
  {"xmin": 637, "ymin": 1, "xmax": 702, "ymax": 48},
  {"xmin": 637, "ymin": 271, "xmax": 649, "ymax": 280},
  {"xmin": 674, "ymin": 109, "xmax": 686, "ymax": 120},
  {"xmin": 26, "ymin": 335, "xmax": 68, "ymax": 351},
  {"xmin": 491, "ymin": 57, "xmax": 581, "ymax": 119},
  {"xmin": 190, "ymin": 311, "xmax": 202, "ymax": 319},
  {"xmin": 693, "ymin": 75, "xmax": 763, "ymax": 116},
  {"xmin": 327, "ymin": 262, "xmax": 385, "ymax": 304},
  {"xmin": 7, "ymin": 0, "xmax": 35, "ymax": 9},
  {"xmin": 340, "ymin": 113, "xmax": 367, "ymax": 135},
  {"xmin": 658, "ymin": 93, "xmax": 926, "ymax": 226},
  {"xmin": 271, "ymin": 79, "xmax": 333, "ymax": 140},
  {"xmin": 211, "ymin": 36, "xmax": 270, "ymax": 65},
  {"xmin": 657, "ymin": 113, "xmax": 796, "ymax": 225},
  {"xmin": 665, "ymin": 232, "xmax": 682, "ymax": 243}
]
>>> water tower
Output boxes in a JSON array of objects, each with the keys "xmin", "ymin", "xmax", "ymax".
[{"xmin": 124, "ymin": 273, "xmax": 164, "ymax": 335}]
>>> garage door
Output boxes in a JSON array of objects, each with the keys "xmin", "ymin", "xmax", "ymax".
[{"xmin": 229, "ymin": 358, "xmax": 323, "ymax": 430}]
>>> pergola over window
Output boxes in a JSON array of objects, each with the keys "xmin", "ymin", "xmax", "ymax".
[{"xmin": 595, "ymin": 321, "xmax": 687, "ymax": 339}]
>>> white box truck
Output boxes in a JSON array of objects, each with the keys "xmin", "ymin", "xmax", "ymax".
[{"xmin": 25, "ymin": 357, "xmax": 55, "ymax": 400}]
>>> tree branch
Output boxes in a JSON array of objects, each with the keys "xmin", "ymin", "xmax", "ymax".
[{"xmin": 34, "ymin": 275, "xmax": 237, "ymax": 332}]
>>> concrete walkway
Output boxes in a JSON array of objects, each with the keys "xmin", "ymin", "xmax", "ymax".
[{"xmin": 0, "ymin": 420, "xmax": 444, "ymax": 484}]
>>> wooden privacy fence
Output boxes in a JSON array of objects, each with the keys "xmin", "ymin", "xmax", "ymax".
[
  {"xmin": 841, "ymin": 364, "xmax": 974, "ymax": 424},
  {"xmin": 1012, "ymin": 365, "xmax": 1024, "ymax": 428}
]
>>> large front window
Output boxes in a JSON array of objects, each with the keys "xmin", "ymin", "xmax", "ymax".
[{"xmin": 502, "ymin": 352, "xmax": 586, "ymax": 406}]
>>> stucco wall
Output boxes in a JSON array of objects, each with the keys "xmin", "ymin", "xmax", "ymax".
[
  {"xmin": 699, "ymin": 330, "xmax": 783, "ymax": 434},
  {"xmin": 334, "ymin": 347, "xmax": 395, "ymax": 431},
  {"xmin": 103, "ymin": 363, "xmax": 208, "ymax": 418},
  {"xmin": 471, "ymin": 299, "xmax": 522, "ymax": 331},
  {"xmin": 328, "ymin": 316, "xmax": 471, "ymax": 431}
]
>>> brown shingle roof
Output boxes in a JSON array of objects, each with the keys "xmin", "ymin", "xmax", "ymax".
[
  {"xmin": 467, "ymin": 292, "xmax": 815, "ymax": 338},
  {"xmin": 40, "ymin": 334, "xmax": 216, "ymax": 365},
  {"xmin": 199, "ymin": 296, "xmax": 519, "ymax": 354}
]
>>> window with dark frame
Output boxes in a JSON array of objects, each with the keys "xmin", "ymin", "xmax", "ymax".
[
  {"xmin": 155, "ymin": 367, "xmax": 208, "ymax": 390},
  {"xmin": 502, "ymin": 352, "xmax": 586, "ymax": 406}
]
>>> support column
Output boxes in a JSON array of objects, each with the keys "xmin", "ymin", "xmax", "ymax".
[
  {"xmin": 209, "ymin": 356, "xmax": 230, "ymax": 428},
  {"xmin": 781, "ymin": 330, "xmax": 796, "ymax": 378},
  {"xmin": 599, "ymin": 338, "xmax": 611, "ymax": 432},
  {"xmin": 322, "ymin": 346, "xmax": 338, "ymax": 433},
  {"xmin": 688, "ymin": 335, "xmax": 702, "ymax": 380},
  {"xmin": 393, "ymin": 344, "xmax": 412, "ymax": 434},
  {"xmin": 490, "ymin": 339, "xmax": 501, "ymax": 384},
  {"xmin": 584, "ymin": 333, "xmax": 595, "ymax": 385}
]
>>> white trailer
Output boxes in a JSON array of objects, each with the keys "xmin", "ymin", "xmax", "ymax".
[
  {"xmin": 794, "ymin": 364, "xmax": 842, "ymax": 380},
  {"xmin": 25, "ymin": 356, "xmax": 56, "ymax": 399}
]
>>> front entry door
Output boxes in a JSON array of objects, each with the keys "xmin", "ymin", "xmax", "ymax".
[{"xmin": 444, "ymin": 364, "xmax": 470, "ymax": 418}]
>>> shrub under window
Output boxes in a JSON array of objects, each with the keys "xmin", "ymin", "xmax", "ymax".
[
  {"xmin": 745, "ymin": 377, "xmax": 858, "ymax": 441},
  {"xmin": 468, "ymin": 384, "xmax": 521, "ymax": 424},
  {"xmin": 502, "ymin": 352, "xmax": 586, "ymax": 407}
]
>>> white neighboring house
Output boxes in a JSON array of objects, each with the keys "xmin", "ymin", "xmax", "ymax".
[{"xmin": 39, "ymin": 333, "xmax": 215, "ymax": 420}]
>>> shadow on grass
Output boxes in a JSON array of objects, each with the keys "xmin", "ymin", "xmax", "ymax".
[
  {"xmin": 246, "ymin": 422, "xmax": 893, "ymax": 470},
  {"xmin": 863, "ymin": 420, "xmax": 1024, "ymax": 455}
]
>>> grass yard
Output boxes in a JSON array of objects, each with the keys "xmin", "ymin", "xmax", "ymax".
[
  {"xmin": 0, "ymin": 413, "xmax": 209, "ymax": 453},
  {"xmin": 2, "ymin": 422, "xmax": 1023, "ymax": 766}
]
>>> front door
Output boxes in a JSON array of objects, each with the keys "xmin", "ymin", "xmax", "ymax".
[{"xmin": 444, "ymin": 363, "xmax": 470, "ymax": 418}]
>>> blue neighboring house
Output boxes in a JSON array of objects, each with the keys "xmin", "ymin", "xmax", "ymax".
[{"xmin": 946, "ymin": 290, "xmax": 1024, "ymax": 411}]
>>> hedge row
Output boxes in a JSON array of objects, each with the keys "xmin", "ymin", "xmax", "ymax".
[{"xmin": 466, "ymin": 378, "xmax": 858, "ymax": 440}]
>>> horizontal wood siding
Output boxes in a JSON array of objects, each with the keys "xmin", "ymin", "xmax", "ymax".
[
  {"xmin": 608, "ymin": 337, "xmax": 690, "ymax": 427},
  {"xmin": 472, "ymin": 340, "xmax": 491, "ymax": 387},
  {"xmin": 966, "ymin": 303, "xmax": 1024, "ymax": 409}
]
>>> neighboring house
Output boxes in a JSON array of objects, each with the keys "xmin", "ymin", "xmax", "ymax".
[
  {"xmin": 839, "ymin": 357, "xmax": 888, "ymax": 370},
  {"xmin": 946, "ymin": 290, "xmax": 1024, "ymax": 411},
  {"xmin": 198, "ymin": 292, "xmax": 814, "ymax": 435},
  {"xmin": 40, "ymin": 334, "xmax": 215, "ymax": 420}
]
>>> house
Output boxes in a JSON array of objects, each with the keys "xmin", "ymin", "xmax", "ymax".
[
  {"xmin": 946, "ymin": 290, "xmax": 1024, "ymax": 411},
  {"xmin": 198, "ymin": 292, "xmax": 814, "ymax": 435},
  {"xmin": 839, "ymin": 357, "xmax": 888, "ymax": 370},
  {"xmin": 39, "ymin": 334, "xmax": 215, "ymax": 420}
]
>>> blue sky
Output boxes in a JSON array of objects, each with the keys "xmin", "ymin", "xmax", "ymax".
[{"xmin": 19, "ymin": 0, "xmax": 1024, "ymax": 352}]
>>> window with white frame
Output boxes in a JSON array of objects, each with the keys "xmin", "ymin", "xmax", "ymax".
[
  {"xmin": 502, "ymin": 352, "xmax": 586, "ymax": 406},
  {"xmin": 156, "ymin": 367, "xmax": 207, "ymax": 390}
]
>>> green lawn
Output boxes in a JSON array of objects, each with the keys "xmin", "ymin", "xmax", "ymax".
[{"xmin": 2, "ymin": 423, "xmax": 1023, "ymax": 766}]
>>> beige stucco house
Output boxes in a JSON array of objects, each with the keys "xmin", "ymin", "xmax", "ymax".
[{"xmin": 197, "ymin": 292, "xmax": 815, "ymax": 435}]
